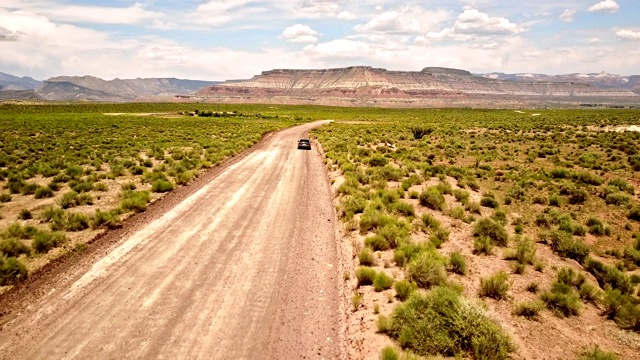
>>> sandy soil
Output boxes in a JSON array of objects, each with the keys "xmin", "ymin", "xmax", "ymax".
[{"xmin": 0, "ymin": 121, "xmax": 343, "ymax": 359}]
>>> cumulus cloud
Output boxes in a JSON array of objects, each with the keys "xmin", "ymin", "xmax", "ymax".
[
  {"xmin": 191, "ymin": 0, "xmax": 266, "ymax": 25},
  {"xmin": 616, "ymin": 29, "xmax": 640, "ymax": 40},
  {"xmin": 355, "ymin": 8, "xmax": 448, "ymax": 34},
  {"xmin": 295, "ymin": 0, "xmax": 355, "ymax": 19},
  {"xmin": 303, "ymin": 39, "xmax": 373, "ymax": 58},
  {"xmin": 454, "ymin": 9, "xmax": 523, "ymax": 35},
  {"xmin": 559, "ymin": 9, "xmax": 576, "ymax": 23},
  {"xmin": 588, "ymin": 0, "xmax": 619, "ymax": 13},
  {"xmin": 282, "ymin": 24, "xmax": 319, "ymax": 43}
]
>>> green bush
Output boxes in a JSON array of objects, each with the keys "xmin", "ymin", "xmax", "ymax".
[
  {"xmin": 356, "ymin": 266, "xmax": 377, "ymax": 286},
  {"xmin": 539, "ymin": 230, "xmax": 589, "ymax": 263},
  {"xmin": 453, "ymin": 189, "xmax": 470, "ymax": 205},
  {"xmin": 406, "ymin": 251, "xmax": 447, "ymax": 289},
  {"xmin": 473, "ymin": 236, "xmax": 493, "ymax": 255},
  {"xmin": 513, "ymin": 300, "xmax": 544, "ymax": 319},
  {"xmin": 448, "ymin": 251, "xmax": 467, "ymax": 275},
  {"xmin": 585, "ymin": 258, "xmax": 634, "ymax": 295},
  {"xmin": 374, "ymin": 272, "xmax": 394, "ymax": 292},
  {"xmin": 365, "ymin": 234, "xmax": 389, "ymax": 251},
  {"xmin": 64, "ymin": 212, "xmax": 90, "ymax": 232},
  {"xmin": 473, "ymin": 218, "xmax": 509, "ymax": 247},
  {"xmin": 504, "ymin": 236, "xmax": 536, "ymax": 265},
  {"xmin": 33, "ymin": 231, "xmax": 66, "ymax": 254},
  {"xmin": 151, "ymin": 179, "xmax": 174, "ymax": 193},
  {"xmin": 419, "ymin": 187, "xmax": 445, "ymax": 211},
  {"xmin": 388, "ymin": 286, "xmax": 513, "ymax": 359},
  {"xmin": 629, "ymin": 205, "xmax": 640, "ymax": 222},
  {"xmin": 91, "ymin": 209, "xmax": 122, "ymax": 230},
  {"xmin": 394, "ymin": 280, "xmax": 416, "ymax": 301},
  {"xmin": 380, "ymin": 346, "xmax": 399, "ymax": 360},
  {"xmin": 0, "ymin": 238, "xmax": 31, "ymax": 257},
  {"xmin": 608, "ymin": 178, "xmax": 634, "ymax": 195},
  {"xmin": 0, "ymin": 193, "xmax": 11, "ymax": 203},
  {"xmin": 602, "ymin": 289, "xmax": 640, "ymax": 331},
  {"xmin": 34, "ymin": 186, "xmax": 54, "ymax": 199},
  {"xmin": 358, "ymin": 247, "xmax": 376, "ymax": 266},
  {"xmin": 580, "ymin": 345, "xmax": 618, "ymax": 360},
  {"xmin": 480, "ymin": 196, "xmax": 499, "ymax": 208},
  {"xmin": 18, "ymin": 208, "xmax": 32, "ymax": 220},
  {"xmin": 0, "ymin": 256, "xmax": 28, "ymax": 285},
  {"xmin": 120, "ymin": 190, "xmax": 150, "ymax": 213},
  {"xmin": 541, "ymin": 282, "xmax": 581, "ymax": 317},
  {"xmin": 58, "ymin": 191, "xmax": 79, "ymax": 209},
  {"xmin": 479, "ymin": 271, "xmax": 510, "ymax": 300}
]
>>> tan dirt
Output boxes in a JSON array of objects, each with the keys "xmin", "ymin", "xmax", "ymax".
[{"xmin": 0, "ymin": 121, "xmax": 343, "ymax": 359}]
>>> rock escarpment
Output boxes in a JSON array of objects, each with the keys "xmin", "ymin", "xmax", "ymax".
[{"xmin": 195, "ymin": 66, "xmax": 639, "ymax": 108}]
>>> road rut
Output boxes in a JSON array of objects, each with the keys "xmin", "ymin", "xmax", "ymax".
[{"xmin": 0, "ymin": 120, "xmax": 341, "ymax": 359}]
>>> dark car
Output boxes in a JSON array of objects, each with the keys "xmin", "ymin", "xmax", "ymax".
[{"xmin": 297, "ymin": 138, "xmax": 311, "ymax": 150}]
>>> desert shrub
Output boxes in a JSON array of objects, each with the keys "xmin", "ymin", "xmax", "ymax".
[
  {"xmin": 419, "ymin": 187, "xmax": 445, "ymax": 211},
  {"xmin": 608, "ymin": 178, "xmax": 634, "ymax": 195},
  {"xmin": 40, "ymin": 206, "xmax": 65, "ymax": 223},
  {"xmin": 0, "ymin": 193, "xmax": 11, "ymax": 203},
  {"xmin": 491, "ymin": 209, "xmax": 507, "ymax": 226},
  {"xmin": 359, "ymin": 247, "xmax": 376, "ymax": 266},
  {"xmin": 473, "ymin": 218, "xmax": 508, "ymax": 247},
  {"xmin": 380, "ymin": 346, "xmax": 399, "ymax": 360},
  {"xmin": 34, "ymin": 186, "xmax": 54, "ymax": 199},
  {"xmin": 393, "ymin": 201, "xmax": 415, "ymax": 217},
  {"xmin": 448, "ymin": 251, "xmax": 467, "ymax": 275},
  {"xmin": 480, "ymin": 196, "xmax": 499, "ymax": 208},
  {"xmin": 121, "ymin": 182, "xmax": 137, "ymax": 191},
  {"xmin": 453, "ymin": 189, "xmax": 470, "ymax": 205},
  {"xmin": 586, "ymin": 217, "xmax": 607, "ymax": 236},
  {"xmin": 20, "ymin": 182, "xmax": 39, "ymax": 195},
  {"xmin": 602, "ymin": 289, "xmax": 640, "ymax": 331},
  {"xmin": 359, "ymin": 209, "xmax": 394, "ymax": 233},
  {"xmin": 388, "ymin": 286, "xmax": 513, "ymax": 359},
  {"xmin": 572, "ymin": 171, "xmax": 603, "ymax": 186},
  {"xmin": 151, "ymin": 179, "xmax": 174, "ymax": 193},
  {"xmin": 428, "ymin": 227, "xmax": 450, "ymax": 248},
  {"xmin": 549, "ymin": 194, "xmax": 562, "ymax": 207},
  {"xmin": 0, "ymin": 256, "xmax": 28, "ymax": 285},
  {"xmin": 0, "ymin": 238, "xmax": 31, "ymax": 257},
  {"xmin": 585, "ymin": 258, "xmax": 634, "ymax": 295},
  {"xmin": 526, "ymin": 282, "xmax": 540, "ymax": 293},
  {"xmin": 394, "ymin": 280, "xmax": 416, "ymax": 301},
  {"xmin": 479, "ymin": 271, "xmax": 510, "ymax": 300},
  {"xmin": 356, "ymin": 266, "xmax": 377, "ymax": 286},
  {"xmin": 369, "ymin": 155, "xmax": 388, "ymax": 167},
  {"xmin": 473, "ymin": 236, "xmax": 493, "ymax": 255},
  {"xmin": 91, "ymin": 209, "xmax": 122, "ymax": 230},
  {"xmin": 466, "ymin": 201, "xmax": 481, "ymax": 215},
  {"xmin": 343, "ymin": 195, "xmax": 366, "ymax": 218},
  {"xmin": 379, "ymin": 222, "xmax": 410, "ymax": 249},
  {"xmin": 58, "ymin": 191, "xmax": 79, "ymax": 209},
  {"xmin": 580, "ymin": 345, "xmax": 618, "ymax": 360},
  {"xmin": 450, "ymin": 206, "xmax": 466, "ymax": 221},
  {"xmin": 605, "ymin": 192, "xmax": 631, "ymax": 206},
  {"xmin": 421, "ymin": 213, "xmax": 441, "ymax": 231},
  {"xmin": 32, "ymin": 231, "xmax": 66, "ymax": 253},
  {"xmin": 409, "ymin": 126, "xmax": 434, "ymax": 140},
  {"xmin": 93, "ymin": 182, "xmax": 108, "ymax": 192},
  {"xmin": 64, "ymin": 212, "xmax": 90, "ymax": 232},
  {"xmin": 352, "ymin": 292, "xmax": 362, "ymax": 311},
  {"xmin": 365, "ymin": 234, "xmax": 389, "ymax": 251},
  {"xmin": 579, "ymin": 282, "xmax": 601, "ymax": 304},
  {"xmin": 629, "ymin": 205, "xmax": 640, "ymax": 222},
  {"xmin": 374, "ymin": 271, "xmax": 394, "ymax": 292},
  {"xmin": 18, "ymin": 209, "xmax": 32, "ymax": 220},
  {"xmin": 406, "ymin": 251, "xmax": 447, "ymax": 289},
  {"xmin": 541, "ymin": 282, "xmax": 581, "ymax": 317},
  {"xmin": 377, "ymin": 314, "xmax": 391, "ymax": 333},
  {"xmin": 504, "ymin": 236, "xmax": 536, "ymax": 265},
  {"xmin": 568, "ymin": 187, "xmax": 588, "ymax": 204},
  {"xmin": 513, "ymin": 300, "xmax": 544, "ymax": 319},
  {"xmin": 539, "ymin": 230, "xmax": 589, "ymax": 263},
  {"xmin": 120, "ymin": 190, "xmax": 150, "ymax": 213}
]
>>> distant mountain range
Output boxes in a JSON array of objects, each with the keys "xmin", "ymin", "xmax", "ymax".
[
  {"xmin": 0, "ymin": 72, "xmax": 218, "ymax": 102},
  {"xmin": 1, "ymin": 68, "xmax": 639, "ymax": 107}
]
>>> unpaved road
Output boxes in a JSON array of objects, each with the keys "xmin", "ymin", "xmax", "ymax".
[{"xmin": 0, "ymin": 121, "xmax": 342, "ymax": 359}]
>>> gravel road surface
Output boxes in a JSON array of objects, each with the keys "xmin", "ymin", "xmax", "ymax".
[{"xmin": 0, "ymin": 121, "xmax": 342, "ymax": 359}]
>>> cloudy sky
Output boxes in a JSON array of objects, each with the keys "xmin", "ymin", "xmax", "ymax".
[{"xmin": 1, "ymin": 0, "xmax": 639, "ymax": 80}]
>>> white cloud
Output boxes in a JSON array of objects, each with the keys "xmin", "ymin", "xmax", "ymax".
[
  {"xmin": 616, "ymin": 29, "xmax": 640, "ymax": 40},
  {"xmin": 282, "ymin": 24, "xmax": 319, "ymax": 43},
  {"xmin": 454, "ymin": 8, "xmax": 523, "ymax": 35},
  {"xmin": 559, "ymin": 9, "xmax": 576, "ymax": 23},
  {"xmin": 34, "ymin": 3, "xmax": 163, "ymax": 25},
  {"xmin": 355, "ymin": 8, "xmax": 449, "ymax": 34},
  {"xmin": 588, "ymin": 0, "xmax": 619, "ymax": 13},
  {"xmin": 337, "ymin": 11, "xmax": 356, "ymax": 20},
  {"xmin": 191, "ymin": 0, "xmax": 266, "ymax": 25},
  {"xmin": 294, "ymin": 0, "xmax": 355, "ymax": 19},
  {"xmin": 303, "ymin": 39, "xmax": 373, "ymax": 58}
]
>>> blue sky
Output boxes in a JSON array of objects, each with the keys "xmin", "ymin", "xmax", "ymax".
[{"xmin": 1, "ymin": 0, "xmax": 639, "ymax": 80}]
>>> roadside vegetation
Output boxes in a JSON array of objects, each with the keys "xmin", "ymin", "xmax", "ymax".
[
  {"xmin": 312, "ymin": 108, "xmax": 640, "ymax": 359},
  {"xmin": 0, "ymin": 103, "xmax": 306, "ymax": 286}
]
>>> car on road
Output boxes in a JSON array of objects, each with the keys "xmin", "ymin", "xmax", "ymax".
[{"xmin": 297, "ymin": 139, "xmax": 311, "ymax": 150}]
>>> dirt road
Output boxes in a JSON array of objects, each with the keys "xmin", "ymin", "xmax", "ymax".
[{"xmin": 0, "ymin": 121, "xmax": 342, "ymax": 359}]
